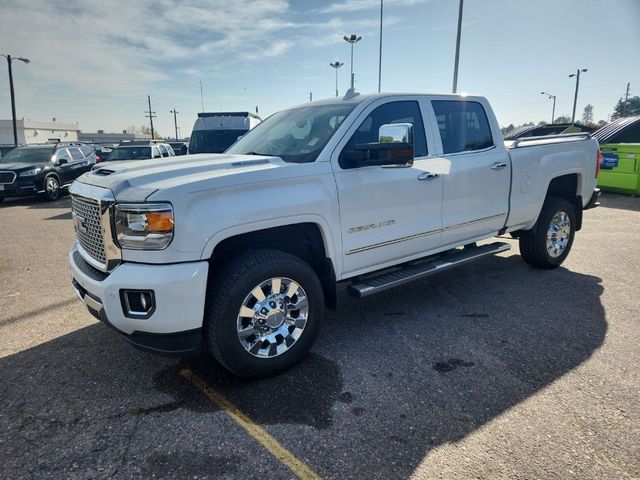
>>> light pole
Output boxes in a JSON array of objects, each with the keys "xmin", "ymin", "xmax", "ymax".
[
  {"xmin": 1, "ymin": 54, "xmax": 30, "ymax": 147},
  {"xmin": 452, "ymin": 0, "xmax": 464, "ymax": 93},
  {"xmin": 569, "ymin": 68, "xmax": 588, "ymax": 124},
  {"xmin": 170, "ymin": 108, "xmax": 179, "ymax": 140},
  {"xmin": 343, "ymin": 34, "xmax": 361, "ymax": 91},
  {"xmin": 541, "ymin": 91, "xmax": 557, "ymax": 124},
  {"xmin": 329, "ymin": 61, "xmax": 344, "ymax": 97},
  {"xmin": 378, "ymin": 0, "xmax": 383, "ymax": 92}
]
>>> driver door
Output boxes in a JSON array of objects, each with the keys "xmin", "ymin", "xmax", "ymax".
[{"xmin": 332, "ymin": 99, "xmax": 444, "ymax": 277}]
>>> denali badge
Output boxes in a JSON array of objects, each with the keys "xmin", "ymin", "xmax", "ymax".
[
  {"xmin": 348, "ymin": 219, "xmax": 395, "ymax": 234},
  {"xmin": 72, "ymin": 213, "xmax": 88, "ymax": 234}
]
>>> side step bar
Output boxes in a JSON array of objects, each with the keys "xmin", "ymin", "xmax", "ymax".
[{"xmin": 347, "ymin": 242, "xmax": 511, "ymax": 298}]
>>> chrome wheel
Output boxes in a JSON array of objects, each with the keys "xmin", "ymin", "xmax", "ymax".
[
  {"xmin": 546, "ymin": 211, "xmax": 571, "ymax": 258},
  {"xmin": 46, "ymin": 177, "xmax": 59, "ymax": 199},
  {"xmin": 236, "ymin": 277, "xmax": 309, "ymax": 358}
]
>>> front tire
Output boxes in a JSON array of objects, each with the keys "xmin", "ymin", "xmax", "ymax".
[
  {"xmin": 519, "ymin": 197, "xmax": 576, "ymax": 269},
  {"xmin": 204, "ymin": 249, "xmax": 324, "ymax": 378},
  {"xmin": 43, "ymin": 175, "xmax": 60, "ymax": 201}
]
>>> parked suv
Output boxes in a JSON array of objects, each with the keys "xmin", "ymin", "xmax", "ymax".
[
  {"xmin": 0, "ymin": 143, "xmax": 95, "ymax": 202},
  {"xmin": 99, "ymin": 141, "xmax": 175, "ymax": 164}
]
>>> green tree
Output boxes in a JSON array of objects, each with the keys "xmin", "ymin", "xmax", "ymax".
[
  {"xmin": 612, "ymin": 96, "xmax": 640, "ymax": 119},
  {"xmin": 597, "ymin": 120, "xmax": 607, "ymax": 127},
  {"xmin": 554, "ymin": 115, "xmax": 571, "ymax": 123}
]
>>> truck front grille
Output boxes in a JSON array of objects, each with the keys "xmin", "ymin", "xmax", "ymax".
[
  {"xmin": 0, "ymin": 171, "xmax": 16, "ymax": 184},
  {"xmin": 71, "ymin": 195, "xmax": 106, "ymax": 266}
]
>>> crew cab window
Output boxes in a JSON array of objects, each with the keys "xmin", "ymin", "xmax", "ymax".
[
  {"xmin": 432, "ymin": 101, "xmax": 494, "ymax": 154},
  {"xmin": 152, "ymin": 147, "xmax": 161, "ymax": 158},
  {"xmin": 339, "ymin": 101, "xmax": 428, "ymax": 168},
  {"xmin": 69, "ymin": 147, "xmax": 84, "ymax": 160},
  {"xmin": 159, "ymin": 145, "xmax": 169, "ymax": 157}
]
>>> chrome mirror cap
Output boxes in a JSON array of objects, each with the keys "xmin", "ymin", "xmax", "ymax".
[{"xmin": 379, "ymin": 123, "xmax": 413, "ymax": 145}]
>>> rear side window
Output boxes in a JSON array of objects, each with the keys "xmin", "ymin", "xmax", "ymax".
[
  {"xmin": 69, "ymin": 147, "xmax": 84, "ymax": 160},
  {"xmin": 80, "ymin": 146, "xmax": 92, "ymax": 157},
  {"xmin": 432, "ymin": 101, "xmax": 494, "ymax": 154}
]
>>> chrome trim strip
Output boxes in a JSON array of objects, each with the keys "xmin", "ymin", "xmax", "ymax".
[
  {"xmin": 443, "ymin": 213, "xmax": 506, "ymax": 231},
  {"xmin": 346, "ymin": 229, "xmax": 441, "ymax": 255},
  {"xmin": 440, "ymin": 145, "xmax": 497, "ymax": 157},
  {"xmin": 0, "ymin": 171, "xmax": 17, "ymax": 184}
]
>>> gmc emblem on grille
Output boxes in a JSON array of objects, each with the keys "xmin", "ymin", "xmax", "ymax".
[{"xmin": 72, "ymin": 213, "xmax": 87, "ymax": 234}]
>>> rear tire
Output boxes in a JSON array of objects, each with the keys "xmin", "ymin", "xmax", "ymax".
[
  {"xmin": 204, "ymin": 249, "xmax": 324, "ymax": 378},
  {"xmin": 519, "ymin": 197, "xmax": 576, "ymax": 269}
]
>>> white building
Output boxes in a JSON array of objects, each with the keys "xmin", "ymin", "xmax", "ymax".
[
  {"xmin": 0, "ymin": 119, "xmax": 79, "ymax": 146},
  {"xmin": 78, "ymin": 130, "xmax": 151, "ymax": 144}
]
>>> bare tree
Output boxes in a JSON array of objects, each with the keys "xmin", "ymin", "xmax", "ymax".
[{"xmin": 582, "ymin": 104, "xmax": 594, "ymax": 125}]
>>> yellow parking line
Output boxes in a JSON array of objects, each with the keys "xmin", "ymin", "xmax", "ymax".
[{"xmin": 180, "ymin": 368, "xmax": 322, "ymax": 480}]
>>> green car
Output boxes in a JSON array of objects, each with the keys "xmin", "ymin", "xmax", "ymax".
[{"xmin": 593, "ymin": 116, "xmax": 640, "ymax": 195}]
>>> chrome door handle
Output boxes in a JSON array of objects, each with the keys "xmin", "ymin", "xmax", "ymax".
[
  {"xmin": 417, "ymin": 172, "xmax": 439, "ymax": 181},
  {"xmin": 491, "ymin": 162, "xmax": 508, "ymax": 170}
]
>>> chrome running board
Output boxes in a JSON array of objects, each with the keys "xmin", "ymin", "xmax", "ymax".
[{"xmin": 347, "ymin": 242, "xmax": 511, "ymax": 298}]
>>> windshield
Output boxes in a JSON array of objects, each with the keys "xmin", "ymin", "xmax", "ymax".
[
  {"xmin": 189, "ymin": 129, "xmax": 247, "ymax": 154},
  {"xmin": 0, "ymin": 147, "xmax": 54, "ymax": 163},
  {"xmin": 226, "ymin": 104, "xmax": 354, "ymax": 163},
  {"xmin": 107, "ymin": 147, "xmax": 151, "ymax": 161}
]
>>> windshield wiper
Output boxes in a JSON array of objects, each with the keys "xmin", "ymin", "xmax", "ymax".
[{"xmin": 244, "ymin": 151, "xmax": 270, "ymax": 156}]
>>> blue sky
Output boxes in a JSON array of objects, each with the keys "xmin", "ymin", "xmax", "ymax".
[{"xmin": 1, "ymin": 0, "xmax": 639, "ymax": 137}]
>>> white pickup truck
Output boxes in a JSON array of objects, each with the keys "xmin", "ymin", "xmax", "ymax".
[{"xmin": 69, "ymin": 93, "xmax": 601, "ymax": 377}]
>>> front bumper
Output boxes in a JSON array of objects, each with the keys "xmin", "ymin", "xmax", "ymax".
[
  {"xmin": 0, "ymin": 176, "xmax": 44, "ymax": 197},
  {"xmin": 69, "ymin": 243, "xmax": 209, "ymax": 355}
]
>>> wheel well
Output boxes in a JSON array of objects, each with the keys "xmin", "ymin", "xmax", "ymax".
[
  {"xmin": 546, "ymin": 174, "xmax": 578, "ymax": 201},
  {"xmin": 546, "ymin": 174, "xmax": 583, "ymax": 231},
  {"xmin": 42, "ymin": 172, "xmax": 60, "ymax": 189},
  {"xmin": 211, "ymin": 223, "xmax": 337, "ymax": 309}
]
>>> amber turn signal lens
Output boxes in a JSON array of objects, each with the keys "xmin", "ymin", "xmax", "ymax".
[{"xmin": 146, "ymin": 211, "xmax": 174, "ymax": 232}]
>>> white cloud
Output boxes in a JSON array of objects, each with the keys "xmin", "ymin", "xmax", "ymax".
[{"xmin": 319, "ymin": 0, "xmax": 428, "ymax": 14}]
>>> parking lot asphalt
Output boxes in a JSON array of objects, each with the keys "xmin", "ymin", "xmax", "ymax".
[{"xmin": 0, "ymin": 193, "xmax": 638, "ymax": 480}]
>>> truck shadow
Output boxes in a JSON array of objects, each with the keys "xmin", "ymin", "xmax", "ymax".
[
  {"xmin": 0, "ymin": 254, "xmax": 605, "ymax": 479},
  {"xmin": 599, "ymin": 192, "xmax": 640, "ymax": 212}
]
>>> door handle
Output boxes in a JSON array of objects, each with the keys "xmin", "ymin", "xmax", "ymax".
[
  {"xmin": 491, "ymin": 162, "xmax": 508, "ymax": 170},
  {"xmin": 417, "ymin": 172, "xmax": 439, "ymax": 181}
]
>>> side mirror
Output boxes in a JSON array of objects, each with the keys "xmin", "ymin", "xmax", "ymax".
[
  {"xmin": 342, "ymin": 123, "xmax": 415, "ymax": 168},
  {"xmin": 378, "ymin": 122, "xmax": 413, "ymax": 144}
]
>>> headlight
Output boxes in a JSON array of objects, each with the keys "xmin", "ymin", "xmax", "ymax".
[
  {"xmin": 114, "ymin": 203, "xmax": 174, "ymax": 250},
  {"xmin": 19, "ymin": 168, "xmax": 42, "ymax": 177}
]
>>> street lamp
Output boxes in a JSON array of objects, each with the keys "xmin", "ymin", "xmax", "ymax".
[
  {"xmin": 343, "ymin": 34, "xmax": 361, "ymax": 91},
  {"xmin": 329, "ymin": 61, "xmax": 344, "ymax": 97},
  {"xmin": 378, "ymin": 0, "xmax": 384, "ymax": 93},
  {"xmin": 541, "ymin": 91, "xmax": 557, "ymax": 124},
  {"xmin": 169, "ymin": 108, "xmax": 179, "ymax": 140},
  {"xmin": 569, "ymin": 68, "xmax": 588, "ymax": 124},
  {"xmin": 1, "ymin": 54, "xmax": 30, "ymax": 147},
  {"xmin": 452, "ymin": 0, "xmax": 464, "ymax": 93}
]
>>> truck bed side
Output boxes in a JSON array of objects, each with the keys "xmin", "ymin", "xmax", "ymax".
[{"xmin": 505, "ymin": 135, "xmax": 599, "ymax": 231}]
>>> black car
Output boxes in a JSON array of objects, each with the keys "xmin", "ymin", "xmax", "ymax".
[
  {"xmin": 0, "ymin": 144, "xmax": 95, "ymax": 202},
  {"xmin": 168, "ymin": 142, "xmax": 188, "ymax": 156}
]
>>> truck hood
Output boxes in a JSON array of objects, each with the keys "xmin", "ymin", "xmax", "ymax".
[{"xmin": 75, "ymin": 153, "xmax": 288, "ymax": 201}]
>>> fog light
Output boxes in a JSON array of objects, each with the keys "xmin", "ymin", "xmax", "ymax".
[{"xmin": 120, "ymin": 290, "xmax": 155, "ymax": 318}]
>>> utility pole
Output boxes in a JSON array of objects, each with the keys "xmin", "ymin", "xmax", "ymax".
[
  {"xmin": 452, "ymin": 0, "xmax": 464, "ymax": 93},
  {"xmin": 624, "ymin": 82, "xmax": 630, "ymax": 116},
  {"xmin": 378, "ymin": 0, "xmax": 383, "ymax": 93},
  {"xmin": 170, "ymin": 108, "xmax": 179, "ymax": 140},
  {"xmin": 145, "ymin": 95, "xmax": 157, "ymax": 140},
  {"xmin": 569, "ymin": 68, "xmax": 588, "ymax": 124},
  {"xmin": 2, "ymin": 54, "xmax": 30, "ymax": 147},
  {"xmin": 309, "ymin": 92, "xmax": 313, "ymax": 102},
  {"xmin": 329, "ymin": 61, "xmax": 344, "ymax": 97}
]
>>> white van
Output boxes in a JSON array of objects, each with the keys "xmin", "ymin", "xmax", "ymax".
[{"xmin": 188, "ymin": 112, "xmax": 261, "ymax": 154}]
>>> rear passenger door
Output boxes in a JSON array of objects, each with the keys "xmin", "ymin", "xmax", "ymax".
[
  {"xmin": 53, "ymin": 148, "xmax": 74, "ymax": 185},
  {"xmin": 430, "ymin": 100, "xmax": 511, "ymax": 246}
]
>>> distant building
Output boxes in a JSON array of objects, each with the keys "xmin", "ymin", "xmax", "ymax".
[
  {"xmin": 77, "ymin": 129, "xmax": 152, "ymax": 145},
  {"xmin": 0, "ymin": 119, "xmax": 78, "ymax": 146}
]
